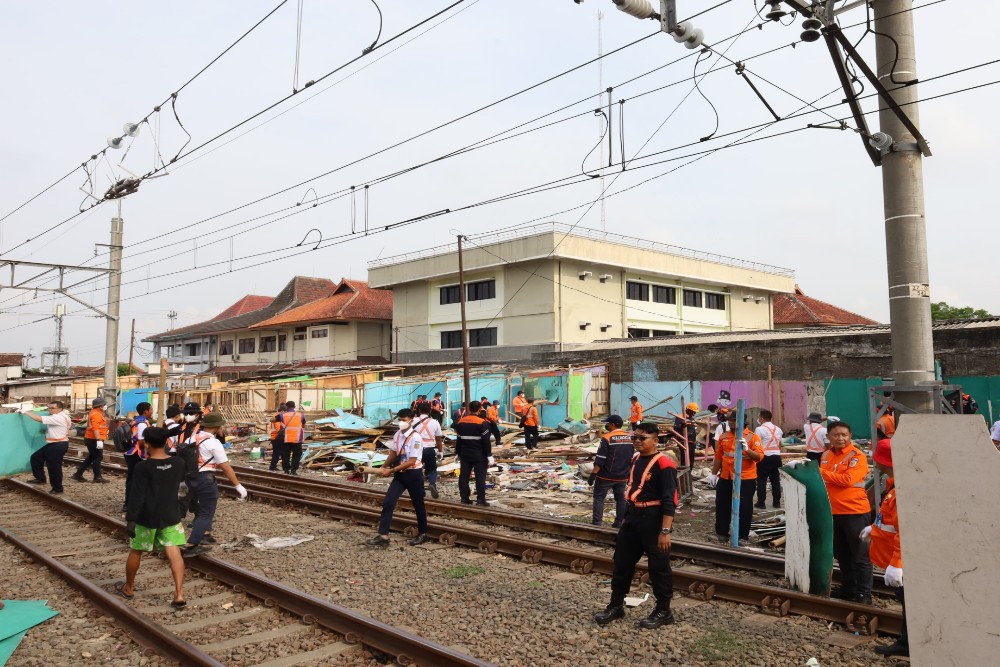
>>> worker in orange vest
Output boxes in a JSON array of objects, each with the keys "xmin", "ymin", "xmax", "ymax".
[
  {"xmin": 268, "ymin": 405, "xmax": 286, "ymax": 472},
  {"xmin": 512, "ymin": 390, "xmax": 527, "ymax": 420},
  {"xmin": 876, "ymin": 405, "xmax": 896, "ymax": 440},
  {"xmin": 484, "ymin": 400, "xmax": 503, "ymax": 449},
  {"xmin": 629, "ymin": 396, "xmax": 643, "ymax": 430},
  {"xmin": 279, "ymin": 401, "xmax": 307, "ymax": 476},
  {"xmin": 74, "ymin": 397, "xmax": 110, "ymax": 483},
  {"xmin": 803, "ymin": 412, "xmax": 828, "ymax": 461},
  {"xmin": 818, "ymin": 420, "xmax": 873, "ymax": 603},
  {"xmin": 711, "ymin": 410, "xmax": 764, "ymax": 544},
  {"xmin": 429, "ymin": 392, "xmax": 445, "ymax": 423},
  {"xmin": 862, "ymin": 438, "xmax": 908, "ymax": 657},
  {"xmin": 522, "ymin": 398, "xmax": 540, "ymax": 451}
]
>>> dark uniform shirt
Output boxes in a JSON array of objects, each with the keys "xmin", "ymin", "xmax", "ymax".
[
  {"xmin": 454, "ymin": 415, "xmax": 490, "ymax": 461},
  {"xmin": 126, "ymin": 456, "xmax": 187, "ymax": 528},
  {"xmin": 626, "ymin": 453, "xmax": 679, "ymax": 517},
  {"xmin": 594, "ymin": 429, "xmax": 635, "ymax": 482},
  {"xmin": 673, "ymin": 415, "xmax": 697, "ymax": 444}
]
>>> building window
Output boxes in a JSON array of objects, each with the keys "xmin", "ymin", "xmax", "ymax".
[
  {"xmin": 311, "ymin": 329, "xmax": 328, "ymax": 339},
  {"xmin": 278, "ymin": 335, "xmax": 287, "ymax": 352},
  {"xmin": 626, "ymin": 281, "xmax": 649, "ymax": 301},
  {"xmin": 219, "ymin": 340, "xmax": 234, "ymax": 355},
  {"xmin": 466, "ymin": 279, "xmax": 496, "ymax": 302},
  {"xmin": 183, "ymin": 343, "xmax": 201, "ymax": 357},
  {"xmin": 469, "ymin": 327, "xmax": 497, "ymax": 347},
  {"xmin": 260, "ymin": 336, "xmax": 277, "ymax": 352},
  {"xmin": 651, "ymin": 329, "xmax": 677, "ymax": 337},
  {"xmin": 293, "ymin": 333, "xmax": 306, "ymax": 341},
  {"xmin": 627, "ymin": 328, "xmax": 651, "ymax": 338},
  {"xmin": 238, "ymin": 338, "xmax": 255, "ymax": 354},
  {"xmin": 440, "ymin": 330, "xmax": 463, "ymax": 349},
  {"xmin": 705, "ymin": 293, "xmax": 726, "ymax": 310},
  {"xmin": 683, "ymin": 289, "xmax": 703, "ymax": 308},
  {"xmin": 652, "ymin": 285, "xmax": 676, "ymax": 305},
  {"xmin": 440, "ymin": 285, "xmax": 461, "ymax": 305}
]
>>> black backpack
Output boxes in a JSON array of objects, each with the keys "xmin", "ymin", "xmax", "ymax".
[{"xmin": 112, "ymin": 421, "xmax": 132, "ymax": 452}]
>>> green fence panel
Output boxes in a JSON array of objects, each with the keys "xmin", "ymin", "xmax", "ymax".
[
  {"xmin": 823, "ymin": 378, "xmax": 883, "ymax": 439},
  {"xmin": 944, "ymin": 376, "xmax": 1000, "ymax": 425}
]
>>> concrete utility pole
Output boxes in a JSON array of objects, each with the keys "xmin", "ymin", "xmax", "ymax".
[
  {"xmin": 156, "ymin": 356, "xmax": 167, "ymax": 427},
  {"xmin": 875, "ymin": 0, "xmax": 935, "ymax": 413},
  {"xmin": 127, "ymin": 318, "xmax": 136, "ymax": 375},
  {"xmin": 456, "ymin": 235, "xmax": 472, "ymax": 404},
  {"xmin": 102, "ymin": 205, "xmax": 123, "ymax": 416}
]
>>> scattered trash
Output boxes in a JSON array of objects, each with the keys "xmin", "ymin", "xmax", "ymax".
[
  {"xmin": 624, "ymin": 593, "xmax": 650, "ymax": 607},
  {"xmin": 221, "ymin": 602, "xmax": 234, "ymax": 610}
]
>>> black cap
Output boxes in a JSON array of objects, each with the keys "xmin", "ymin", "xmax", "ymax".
[
  {"xmin": 605, "ymin": 414, "xmax": 624, "ymax": 427},
  {"xmin": 182, "ymin": 402, "xmax": 202, "ymax": 414}
]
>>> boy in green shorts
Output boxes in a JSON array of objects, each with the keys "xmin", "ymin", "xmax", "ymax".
[{"xmin": 118, "ymin": 426, "xmax": 188, "ymax": 607}]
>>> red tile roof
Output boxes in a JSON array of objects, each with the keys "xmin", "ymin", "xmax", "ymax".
[
  {"xmin": 211, "ymin": 295, "xmax": 273, "ymax": 321},
  {"xmin": 251, "ymin": 279, "xmax": 392, "ymax": 328},
  {"xmin": 774, "ymin": 286, "xmax": 879, "ymax": 327},
  {"xmin": 0, "ymin": 353, "xmax": 24, "ymax": 367}
]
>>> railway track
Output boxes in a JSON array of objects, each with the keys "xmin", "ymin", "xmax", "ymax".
[
  {"xmin": 0, "ymin": 478, "xmax": 492, "ymax": 667},
  {"xmin": 63, "ymin": 453, "xmax": 902, "ymax": 637}
]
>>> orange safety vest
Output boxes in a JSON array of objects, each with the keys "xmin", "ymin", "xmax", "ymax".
[
  {"xmin": 280, "ymin": 411, "xmax": 305, "ymax": 444},
  {"xmin": 172, "ymin": 423, "xmax": 201, "ymax": 450},
  {"xmin": 819, "ymin": 443, "xmax": 870, "ymax": 515},
  {"xmin": 194, "ymin": 432, "xmax": 221, "ymax": 472},
  {"xmin": 513, "ymin": 395, "xmax": 527, "ymax": 415},
  {"xmin": 128, "ymin": 417, "xmax": 150, "ymax": 457},
  {"xmin": 269, "ymin": 414, "xmax": 283, "ymax": 440},
  {"xmin": 805, "ymin": 423, "xmax": 826, "ymax": 453},
  {"xmin": 717, "ymin": 428, "xmax": 764, "ymax": 480},
  {"xmin": 522, "ymin": 406, "xmax": 539, "ymax": 427},
  {"xmin": 630, "ymin": 402, "xmax": 643, "ymax": 423},
  {"xmin": 877, "ymin": 413, "xmax": 896, "ymax": 438},
  {"xmin": 85, "ymin": 407, "xmax": 109, "ymax": 440},
  {"xmin": 869, "ymin": 478, "xmax": 902, "ymax": 569},
  {"xmin": 486, "ymin": 405, "xmax": 499, "ymax": 422},
  {"xmin": 44, "ymin": 412, "xmax": 72, "ymax": 443},
  {"xmin": 624, "ymin": 452, "xmax": 668, "ymax": 508},
  {"xmin": 758, "ymin": 422, "xmax": 781, "ymax": 455}
]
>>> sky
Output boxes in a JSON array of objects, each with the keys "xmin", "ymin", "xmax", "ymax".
[{"xmin": 0, "ymin": 0, "xmax": 996, "ymax": 367}]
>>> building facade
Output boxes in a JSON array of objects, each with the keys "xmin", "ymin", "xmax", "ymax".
[{"xmin": 368, "ymin": 222, "xmax": 797, "ymax": 363}]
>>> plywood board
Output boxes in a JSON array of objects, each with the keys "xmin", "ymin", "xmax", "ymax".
[
  {"xmin": 893, "ymin": 415, "xmax": 1000, "ymax": 667},
  {"xmin": 780, "ymin": 469, "xmax": 810, "ymax": 594}
]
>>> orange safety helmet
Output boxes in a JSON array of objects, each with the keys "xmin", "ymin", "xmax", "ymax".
[{"xmin": 686, "ymin": 402, "xmax": 699, "ymax": 412}]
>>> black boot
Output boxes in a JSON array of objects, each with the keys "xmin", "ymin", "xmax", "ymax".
[
  {"xmin": 874, "ymin": 640, "xmax": 909, "ymax": 657},
  {"xmin": 638, "ymin": 606, "xmax": 675, "ymax": 629},
  {"xmin": 593, "ymin": 603, "xmax": 625, "ymax": 626}
]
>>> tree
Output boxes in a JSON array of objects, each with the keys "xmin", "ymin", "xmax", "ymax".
[
  {"xmin": 117, "ymin": 363, "xmax": 135, "ymax": 376},
  {"xmin": 930, "ymin": 301, "xmax": 993, "ymax": 321}
]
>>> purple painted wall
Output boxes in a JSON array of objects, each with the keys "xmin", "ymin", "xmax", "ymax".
[{"xmin": 699, "ymin": 380, "xmax": 808, "ymax": 432}]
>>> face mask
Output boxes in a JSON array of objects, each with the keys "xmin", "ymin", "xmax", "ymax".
[
  {"xmin": 399, "ymin": 420, "xmax": 411, "ymax": 431},
  {"xmin": 184, "ymin": 414, "xmax": 198, "ymax": 423}
]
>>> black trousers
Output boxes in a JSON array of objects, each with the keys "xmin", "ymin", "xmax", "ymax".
[
  {"xmin": 30, "ymin": 441, "xmax": 68, "ymax": 492},
  {"xmin": 806, "ymin": 451, "xmax": 824, "ymax": 462},
  {"xmin": 592, "ymin": 479, "xmax": 626, "ymax": 527},
  {"xmin": 487, "ymin": 421, "xmax": 502, "ymax": 448},
  {"xmin": 895, "ymin": 586, "xmax": 908, "ymax": 646},
  {"xmin": 715, "ymin": 476, "xmax": 755, "ymax": 540},
  {"xmin": 523, "ymin": 425, "xmax": 539, "ymax": 450},
  {"xmin": 610, "ymin": 507, "xmax": 673, "ymax": 608},
  {"xmin": 268, "ymin": 439, "xmax": 285, "ymax": 470},
  {"xmin": 76, "ymin": 438, "xmax": 104, "ymax": 479},
  {"xmin": 377, "ymin": 469, "xmax": 428, "ymax": 535},
  {"xmin": 123, "ymin": 452, "xmax": 142, "ymax": 507},
  {"xmin": 282, "ymin": 442, "xmax": 303, "ymax": 472},
  {"xmin": 832, "ymin": 513, "xmax": 873, "ymax": 598},
  {"xmin": 458, "ymin": 457, "xmax": 487, "ymax": 503},
  {"xmin": 756, "ymin": 455, "xmax": 782, "ymax": 506}
]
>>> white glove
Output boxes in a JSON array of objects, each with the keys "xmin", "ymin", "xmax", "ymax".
[
  {"xmin": 96, "ymin": 440, "xmax": 104, "ymax": 450},
  {"xmin": 705, "ymin": 473, "xmax": 720, "ymax": 488},
  {"xmin": 738, "ymin": 438, "xmax": 748, "ymax": 451},
  {"xmin": 785, "ymin": 459, "xmax": 808, "ymax": 469},
  {"xmin": 234, "ymin": 484, "xmax": 248, "ymax": 500},
  {"xmin": 859, "ymin": 525, "xmax": 872, "ymax": 543},
  {"xmin": 884, "ymin": 565, "xmax": 903, "ymax": 588},
  {"xmin": 487, "ymin": 456, "xmax": 496, "ymax": 466}
]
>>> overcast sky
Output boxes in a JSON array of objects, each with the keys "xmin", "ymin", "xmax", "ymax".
[{"xmin": 1, "ymin": 0, "xmax": 995, "ymax": 366}]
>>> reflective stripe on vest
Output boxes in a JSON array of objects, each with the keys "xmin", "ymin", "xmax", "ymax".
[
  {"xmin": 806, "ymin": 424, "xmax": 825, "ymax": 452},
  {"xmin": 45, "ymin": 412, "xmax": 72, "ymax": 442},
  {"xmin": 760, "ymin": 423, "xmax": 781, "ymax": 454},
  {"xmin": 194, "ymin": 432, "xmax": 219, "ymax": 471},
  {"xmin": 281, "ymin": 411, "xmax": 305, "ymax": 443},
  {"xmin": 625, "ymin": 452, "xmax": 664, "ymax": 503}
]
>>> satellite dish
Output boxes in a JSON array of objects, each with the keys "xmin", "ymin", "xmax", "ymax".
[
  {"xmin": 107, "ymin": 136, "xmax": 124, "ymax": 149},
  {"xmin": 123, "ymin": 122, "xmax": 141, "ymax": 137}
]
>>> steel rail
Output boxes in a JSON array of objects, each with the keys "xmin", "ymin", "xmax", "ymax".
[
  {"xmin": 1, "ymin": 479, "xmax": 493, "ymax": 667},
  {"xmin": 0, "ymin": 521, "xmax": 224, "ymax": 666}
]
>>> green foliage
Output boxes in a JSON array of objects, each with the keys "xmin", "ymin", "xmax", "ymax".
[
  {"xmin": 444, "ymin": 565, "xmax": 485, "ymax": 579},
  {"xmin": 692, "ymin": 627, "xmax": 748, "ymax": 662},
  {"xmin": 117, "ymin": 363, "xmax": 137, "ymax": 376},
  {"xmin": 930, "ymin": 301, "xmax": 993, "ymax": 321}
]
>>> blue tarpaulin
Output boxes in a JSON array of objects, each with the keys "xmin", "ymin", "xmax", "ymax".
[
  {"xmin": 118, "ymin": 388, "xmax": 153, "ymax": 417},
  {"xmin": 0, "ymin": 414, "xmax": 48, "ymax": 477}
]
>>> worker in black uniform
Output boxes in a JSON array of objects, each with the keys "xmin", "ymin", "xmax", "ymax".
[
  {"xmin": 594, "ymin": 422, "xmax": 678, "ymax": 629},
  {"xmin": 455, "ymin": 400, "xmax": 492, "ymax": 506},
  {"xmin": 588, "ymin": 415, "xmax": 634, "ymax": 528}
]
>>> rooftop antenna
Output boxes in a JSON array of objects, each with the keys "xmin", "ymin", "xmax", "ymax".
[{"xmin": 167, "ymin": 310, "xmax": 178, "ymax": 330}]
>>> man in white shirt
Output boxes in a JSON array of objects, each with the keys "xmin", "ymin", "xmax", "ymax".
[
  {"xmin": 754, "ymin": 409, "xmax": 784, "ymax": 509},
  {"xmin": 413, "ymin": 403, "xmax": 444, "ymax": 499},
  {"xmin": 991, "ymin": 419, "xmax": 1000, "ymax": 451},
  {"xmin": 23, "ymin": 400, "xmax": 73, "ymax": 495},
  {"xmin": 804, "ymin": 412, "xmax": 827, "ymax": 462},
  {"xmin": 368, "ymin": 409, "xmax": 429, "ymax": 548},
  {"xmin": 178, "ymin": 411, "xmax": 246, "ymax": 558}
]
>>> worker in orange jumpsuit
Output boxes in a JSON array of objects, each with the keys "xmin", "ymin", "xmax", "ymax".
[
  {"xmin": 711, "ymin": 410, "xmax": 764, "ymax": 544},
  {"xmin": 818, "ymin": 420, "xmax": 873, "ymax": 603},
  {"xmin": 629, "ymin": 396, "xmax": 643, "ymax": 430},
  {"xmin": 522, "ymin": 398, "xmax": 540, "ymax": 451},
  {"xmin": 73, "ymin": 397, "xmax": 110, "ymax": 483},
  {"xmin": 862, "ymin": 438, "xmax": 908, "ymax": 657},
  {"xmin": 875, "ymin": 404, "xmax": 896, "ymax": 440},
  {"xmin": 512, "ymin": 390, "xmax": 527, "ymax": 420}
]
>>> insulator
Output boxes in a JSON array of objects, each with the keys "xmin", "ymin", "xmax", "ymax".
[{"xmin": 613, "ymin": 0, "xmax": 656, "ymax": 20}]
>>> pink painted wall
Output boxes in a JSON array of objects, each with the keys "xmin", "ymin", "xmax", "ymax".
[{"xmin": 699, "ymin": 380, "xmax": 808, "ymax": 432}]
